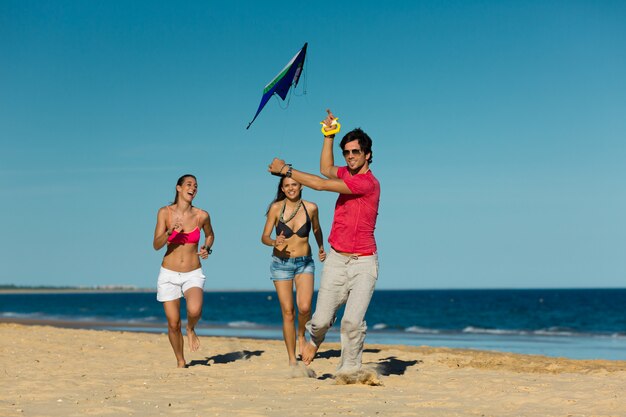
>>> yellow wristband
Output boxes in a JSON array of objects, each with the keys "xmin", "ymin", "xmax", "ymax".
[{"xmin": 320, "ymin": 119, "xmax": 341, "ymax": 136}]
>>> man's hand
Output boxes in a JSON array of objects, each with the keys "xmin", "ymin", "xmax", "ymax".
[
  {"xmin": 321, "ymin": 108, "xmax": 340, "ymax": 137},
  {"xmin": 322, "ymin": 109, "xmax": 336, "ymax": 128},
  {"xmin": 268, "ymin": 158, "xmax": 287, "ymax": 175}
]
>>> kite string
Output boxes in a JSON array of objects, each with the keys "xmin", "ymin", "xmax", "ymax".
[
  {"xmin": 293, "ymin": 53, "xmax": 308, "ymax": 97},
  {"xmin": 275, "ymin": 91, "xmax": 292, "ymax": 110},
  {"xmin": 274, "ymin": 55, "xmax": 307, "ymax": 149},
  {"xmin": 275, "ymin": 59, "xmax": 307, "ymax": 109}
]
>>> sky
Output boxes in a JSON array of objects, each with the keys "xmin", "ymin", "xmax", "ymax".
[{"xmin": 1, "ymin": 0, "xmax": 625, "ymax": 290}]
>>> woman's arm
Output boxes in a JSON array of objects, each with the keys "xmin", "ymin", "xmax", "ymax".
[
  {"xmin": 198, "ymin": 210, "xmax": 214, "ymax": 259},
  {"xmin": 261, "ymin": 204, "xmax": 283, "ymax": 247},
  {"xmin": 153, "ymin": 207, "xmax": 171, "ymax": 250},
  {"xmin": 309, "ymin": 203, "xmax": 326, "ymax": 261}
]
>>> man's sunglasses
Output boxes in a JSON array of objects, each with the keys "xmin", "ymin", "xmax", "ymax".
[{"xmin": 342, "ymin": 149, "xmax": 363, "ymax": 157}]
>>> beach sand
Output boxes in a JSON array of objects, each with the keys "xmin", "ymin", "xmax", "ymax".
[{"xmin": 1, "ymin": 323, "xmax": 624, "ymax": 417}]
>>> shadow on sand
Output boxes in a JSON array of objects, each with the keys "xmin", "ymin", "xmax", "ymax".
[
  {"xmin": 374, "ymin": 356, "xmax": 421, "ymax": 376},
  {"xmin": 187, "ymin": 350, "xmax": 264, "ymax": 367},
  {"xmin": 314, "ymin": 348, "xmax": 381, "ymax": 360}
]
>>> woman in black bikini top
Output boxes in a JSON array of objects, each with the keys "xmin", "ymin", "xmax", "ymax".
[
  {"xmin": 262, "ymin": 176, "xmax": 326, "ymax": 367},
  {"xmin": 275, "ymin": 199, "xmax": 312, "ymax": 238}
]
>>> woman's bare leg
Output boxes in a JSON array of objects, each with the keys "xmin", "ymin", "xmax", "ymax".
[
  {"xmin": 274, "ymin": 279, "xmax": 297, "ymax": 365},
  {"xmin": 183, "ymin": 287, "xmax": 203, "ymax": 352},
  {"xmin": 294, "ymin": 273, "xmax": 314, "ymax": 357},
  {"xmin": 163, "ymin": 299, "xmax": 186, "ymax": 368}
]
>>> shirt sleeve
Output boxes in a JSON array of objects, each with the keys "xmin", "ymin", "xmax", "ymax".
[{"xmin": 338, "ymin": 167, "xmax": 375, "ymax": 195}]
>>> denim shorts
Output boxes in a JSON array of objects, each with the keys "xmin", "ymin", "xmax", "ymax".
[{"xmin": 270, "ymin": 255, "xmax": 315, "ymax": 281}]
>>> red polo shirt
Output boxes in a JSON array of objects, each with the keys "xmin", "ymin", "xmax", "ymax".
[{"xmin": 328, "ymin": 166, "xmax": 380, "ymax": 254}]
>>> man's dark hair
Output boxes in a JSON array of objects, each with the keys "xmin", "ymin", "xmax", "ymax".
[{"xmin": 340, "ymin": 128, "xmax": 373, "ymax": 164}]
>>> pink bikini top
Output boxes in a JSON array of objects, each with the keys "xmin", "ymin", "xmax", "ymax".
[{"xmin": 167, "ymin": 207, "xmax": 201, "ymax": 245}]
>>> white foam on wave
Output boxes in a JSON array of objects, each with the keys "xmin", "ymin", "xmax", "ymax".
[
  {"xmin": 372, "ymin": 323, "xmax": 387, "ymax": 330},
  {"xmin": 1, "ymin": 312, "xmax": 46, "ymax": 319},
  {"xmin": 228, "ymin": 321, "xmax": 258, "ymax": 328},
  {"xmin": 462, "ymin": 326, "xmax": 601, "ymax": 338},
  {"xmin": 462, "ymin": 326, "xmax": 524, "ymax": 335},
  {"xmin": 127, "ymin": 316, "xmax": 161, "ymax": 323},
  {"xmin": 75, "ymin": 316, "xmax": 105, "ymax": 322},
  {"xmin": 533, "ymin": 327, "xmax": 576, "ymax": 337},
  {"xmin": 405, "ymin": 326, "xmax": 441, "ymax": 334}
]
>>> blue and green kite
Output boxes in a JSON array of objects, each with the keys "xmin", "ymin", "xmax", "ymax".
[{"xmin": 247, "ymin": 43, "xmax": 307, "ymax": 129}]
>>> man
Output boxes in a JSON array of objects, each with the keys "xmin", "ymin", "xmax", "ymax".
[{"xmin": 268, "ymin": 110, "xmax": 380, "ymax": 374}]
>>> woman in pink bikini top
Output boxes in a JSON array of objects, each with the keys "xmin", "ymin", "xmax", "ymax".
[
  {"xmin": 152, "ymin": 174, "xmax": 215, "ymax": 368},
  {"xmin": 166, "ymin": 205, "xmax": 201, "ymax": 245}
]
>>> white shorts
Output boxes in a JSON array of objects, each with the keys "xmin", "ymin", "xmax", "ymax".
[{"xmin": 156, "ymin": 267, "xmax": 206, "ymax": 302}]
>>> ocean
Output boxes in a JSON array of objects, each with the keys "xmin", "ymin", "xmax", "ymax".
[{"xmin": 2, "ymin": 289, "xmax": 626, "ymax": 360}]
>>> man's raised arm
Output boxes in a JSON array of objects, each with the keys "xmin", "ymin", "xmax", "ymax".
[{"xmin": 320, "ymin": 109, "xmax": 339, "ymax": 179}]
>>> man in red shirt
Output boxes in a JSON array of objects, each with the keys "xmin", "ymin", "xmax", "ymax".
[{"xmin": 268, "ymin": 110, "xmax": 380, "ymax": 375}]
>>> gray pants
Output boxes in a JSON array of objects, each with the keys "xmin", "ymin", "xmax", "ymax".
[{"xmin": 306, "ymin": 248, "xmax": 378, "ymax": 372}]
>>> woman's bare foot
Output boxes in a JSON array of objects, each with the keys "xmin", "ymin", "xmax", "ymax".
[
  {"xmin": 177, "ymin": 359, "xmax": 187, "ymax": 368},
  {"xmin": 186, "ymin": 327, "xmax": 200, "ymax": 352},
  {"xmin": 301, "ymin": 341, "xmax": 318, "ymax": 365}
]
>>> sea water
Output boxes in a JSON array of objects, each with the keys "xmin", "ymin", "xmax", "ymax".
[{"xmin": 1, "ymin": 289, "xmax": 625, "ymax": 360}]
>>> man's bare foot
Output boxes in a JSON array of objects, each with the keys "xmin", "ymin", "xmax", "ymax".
[
  {"xmin": 186, "ymin": 327, "xmax": 200, "ymax": 352},
  {"xmin": 177, "ymin": 359, "xmax": 187, "ymax": 368},
  {"xmin": 301, "ymin": 341, "xmax": 318, "ymax": 365}
]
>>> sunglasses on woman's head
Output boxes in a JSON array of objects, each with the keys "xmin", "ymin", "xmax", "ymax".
[{"xmin": 342, "ymin": 149, "xmax": 363, "ymax": 157}]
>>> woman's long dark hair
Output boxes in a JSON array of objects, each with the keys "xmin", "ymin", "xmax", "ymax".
[
  {"xmin": 265, "ymin": 176, "xmax": 302, "ymax": 215},
  {"xmin": 172, "ymin": 174, "xmax": 197, "ymax": 205}
]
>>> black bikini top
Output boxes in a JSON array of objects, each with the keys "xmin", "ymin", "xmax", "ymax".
[{"xmin": 276, "ymin": 201, "xmax": 311, "ymax": 238}]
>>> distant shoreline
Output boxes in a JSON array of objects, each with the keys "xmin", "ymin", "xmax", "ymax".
[
  {"xmin": 0, "ymin": 288, "xmax": 272, "ymax": 294},
  {"xmin": 2, "ymin": 287, "xmax": 625, "ymax": 294},
  {"xmin": 0, "ymin": 288, "xmax": 155, "ymax": 294},
  {"xmin": 0, "ymin": 316, "xmax": 164, "ymax": 329}
]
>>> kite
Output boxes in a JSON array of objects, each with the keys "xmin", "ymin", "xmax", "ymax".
[{"xmin": 247, "ymin": 42, "xmax": 308, "ymax": 129}]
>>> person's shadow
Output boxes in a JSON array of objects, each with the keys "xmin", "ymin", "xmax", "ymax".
[
  {"xmin": 315, "ymin": 352, "xmax": 420, "ymax": 379},
  {"xmin": 314, "ymin": 349, "xmax": 384, "ymax": 380},
  {"xmin": 374, "ymin": 356, "xmax": 421, "ymax": 376},
  {"xmin": 187, "ymin": 350, "xmax": 264, "ymax": 367},
  {"xmin": 315, "ymin": 348, "xmax": 381, "ymax": 360}
]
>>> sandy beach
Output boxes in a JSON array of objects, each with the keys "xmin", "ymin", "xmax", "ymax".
[{"xmin": 1, "ymin": 323, "xmax": 624, "ymax": 417}]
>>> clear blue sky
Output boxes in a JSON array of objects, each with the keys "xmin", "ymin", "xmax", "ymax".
[{"xmin": 1, "ymin": 1, "xmax": 625, "ymax": 289}]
